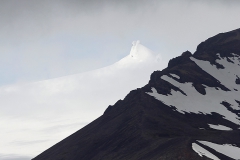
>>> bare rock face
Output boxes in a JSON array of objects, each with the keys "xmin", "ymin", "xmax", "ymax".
[
  {"xmin": 168, "ymin": 50, "xmax": 192, "ymax": 69},
  {"xmin": 195, "ymin": 28, "xmax": 240, "ymax": 55},
  {"xmin": 33, "ymin": 29, "xmax": 240, "ymax": 160}
]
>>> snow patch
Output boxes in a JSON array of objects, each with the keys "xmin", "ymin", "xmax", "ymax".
[
  {"xmin": 190, "ymin": 54, "xmax": 240, "ymax": 91},
  {"xmin": 170, "ymin": 73, "xmax": 180, "ymax": 79},
  {"xmin": 192, "ymin": 143, "xmax": 220, "ymax": 160},
  {"xmin": 208, "ymin": 124, "xmax": 232, "ymax": 131},
  {"xmin": 198, "ymin": 141, "xmax": 240, "ymax": 159},
  {"xmin": 146, "ymin": 54, "xmax": 240, "ymax": 125},
  {"xmin": 146, "ymin": 75, "xmax": 240, "ymax": 124}
]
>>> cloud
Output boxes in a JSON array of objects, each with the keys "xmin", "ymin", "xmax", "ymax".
[
  {"xmin": 0, "ymin": 154, "xmax": 31, "ymax": 160},
  {"xmin": 1, "ymin": 0, "xmax": 240, "ymax": 42},
  {"xmin": 1, "ymin": 0, "xmax": 240, "ymax": 85},
  {"xmin": 1, "ymin": 0, "xmax": 240, "ymax": 157},
  {"xmin": 40, "ymin": 122, "xmax": 88, "ymax": 134},
  {"xmin": 0, "ymin": 43, "xmax": 166, "ymax": 157},
  {"xmin": 10, "ymin": 140, "xmax": 49, "ymax": 146}
]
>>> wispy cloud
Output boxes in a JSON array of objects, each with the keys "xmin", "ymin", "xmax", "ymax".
[
  {"xmin": 0, "ymin": 154, "xmax": 31, "ymax": 160},
  {"xmin": 0, "ymin": 45, "xmax": 166, "ymax": 157},
  {"xmin": 0, "ymin": 0, "xmax": 240, "ymax": 84}
]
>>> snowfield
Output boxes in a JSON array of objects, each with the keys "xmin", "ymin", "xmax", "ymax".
[
  {"xmin": 198, "ymin": 140, "xmax": 240, "ymax": 159},
  {"xmin": 192, "ymin": 143, "xmax": 220, "ymax": 160},
  {"xmin": 193, "ymin": 140, "xmax": 240, "ymax": 160},
  {"xmin": 208, "ymin": 124, "xmax": 232, "ymax": 131},
  {"xmin": 147, "ymin": 53, "xmax": 240, "ymax": 125}
]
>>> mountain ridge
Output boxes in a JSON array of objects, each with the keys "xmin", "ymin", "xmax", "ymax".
[{"xmin": 33, "ymin": 29, "xmax": 240, "ymax": 160}]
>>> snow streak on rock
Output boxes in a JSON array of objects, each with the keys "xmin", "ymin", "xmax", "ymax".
[
  {"xmin": 169, "ymin": 73, "xmax": 180, "ymax": 79},
  {"xmin": 192, "ymin": 143, "xmax": 220, "ymax": 160},
  {"xmin": 146, "ymin": 77, "xmax": 239, "ymax": 124},
  {"xmin": 190, "ymin": 53, "xmax": 240, "ymax": 91},
  {"xmin": 198, "ymin": 140, "xmax": 240, "ymax": 159},
  {"xmin": 146, "ymin": 53, "xmax": 240, "ymax": 125},
  {"xmin": 208, "ymin": 124, "xmax": 232, "ymax": 131}
]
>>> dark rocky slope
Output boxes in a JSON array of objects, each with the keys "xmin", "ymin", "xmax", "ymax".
[{"xmin": 33, "ymin": 28, "xmax": 240, "ymax": 160}]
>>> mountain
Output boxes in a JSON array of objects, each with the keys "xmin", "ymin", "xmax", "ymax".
[
  {"xmin": 33, "ymin": 29, "xmax": 240, "ymax": 160},
  {"xmin": 0, "ymin": 41, "xmax": 165, "ymax": 159}
]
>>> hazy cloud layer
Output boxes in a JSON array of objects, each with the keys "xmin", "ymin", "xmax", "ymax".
[
  {"xmin": 0, "ymin": 154, "xmax": 31, "ymax": 160},
  {"xmin": 0, "ymin": 0, "xmax": 240, "ymax": 85},
  {"xmin": 0, "ymin": 0, "xmax": 240, "ymax": 160},
  {"xmin": 0, "ymin": 43, "xmax": 166, "ymax": 158},
  {"xmin": 1, "ymin": 1, "xmax": 240, "ymax": 159}
]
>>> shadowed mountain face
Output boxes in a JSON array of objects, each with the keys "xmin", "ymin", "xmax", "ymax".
[{"xmin": 33, "ymin": 29, "xmax": 240, "ymax": 160}]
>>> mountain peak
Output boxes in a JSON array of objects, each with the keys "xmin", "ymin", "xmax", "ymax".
[
  {"xmin": 132, "ymin": 40, "xmax": 140, "ymax": 46},
  {"xmin": 115, "ymin": 40, "xmax": 161, "ymax": 67},
  {"xmin": 129, "ymin": 40, "xmax": 155, "ymax": 60},
  {"xmin": 195, "ymin": 28, "xmax": 240, "ymax": 57}
]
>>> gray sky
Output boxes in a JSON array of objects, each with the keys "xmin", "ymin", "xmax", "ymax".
[
  {"xmin": 1, "ymin": 0, "xmax": 240, "ymax": 159},
  {"xmin": 1, "ymin": 0, "xmax": 240, "ymax": 85}
]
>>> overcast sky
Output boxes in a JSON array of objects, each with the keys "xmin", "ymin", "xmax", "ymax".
[
  {"xmin": 1, "ymin": 0, "xmax": 240, "ymax": 85},
  {"xmin": 2, "ymin": 0, "xmax": 240, "ymax": 159}
]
